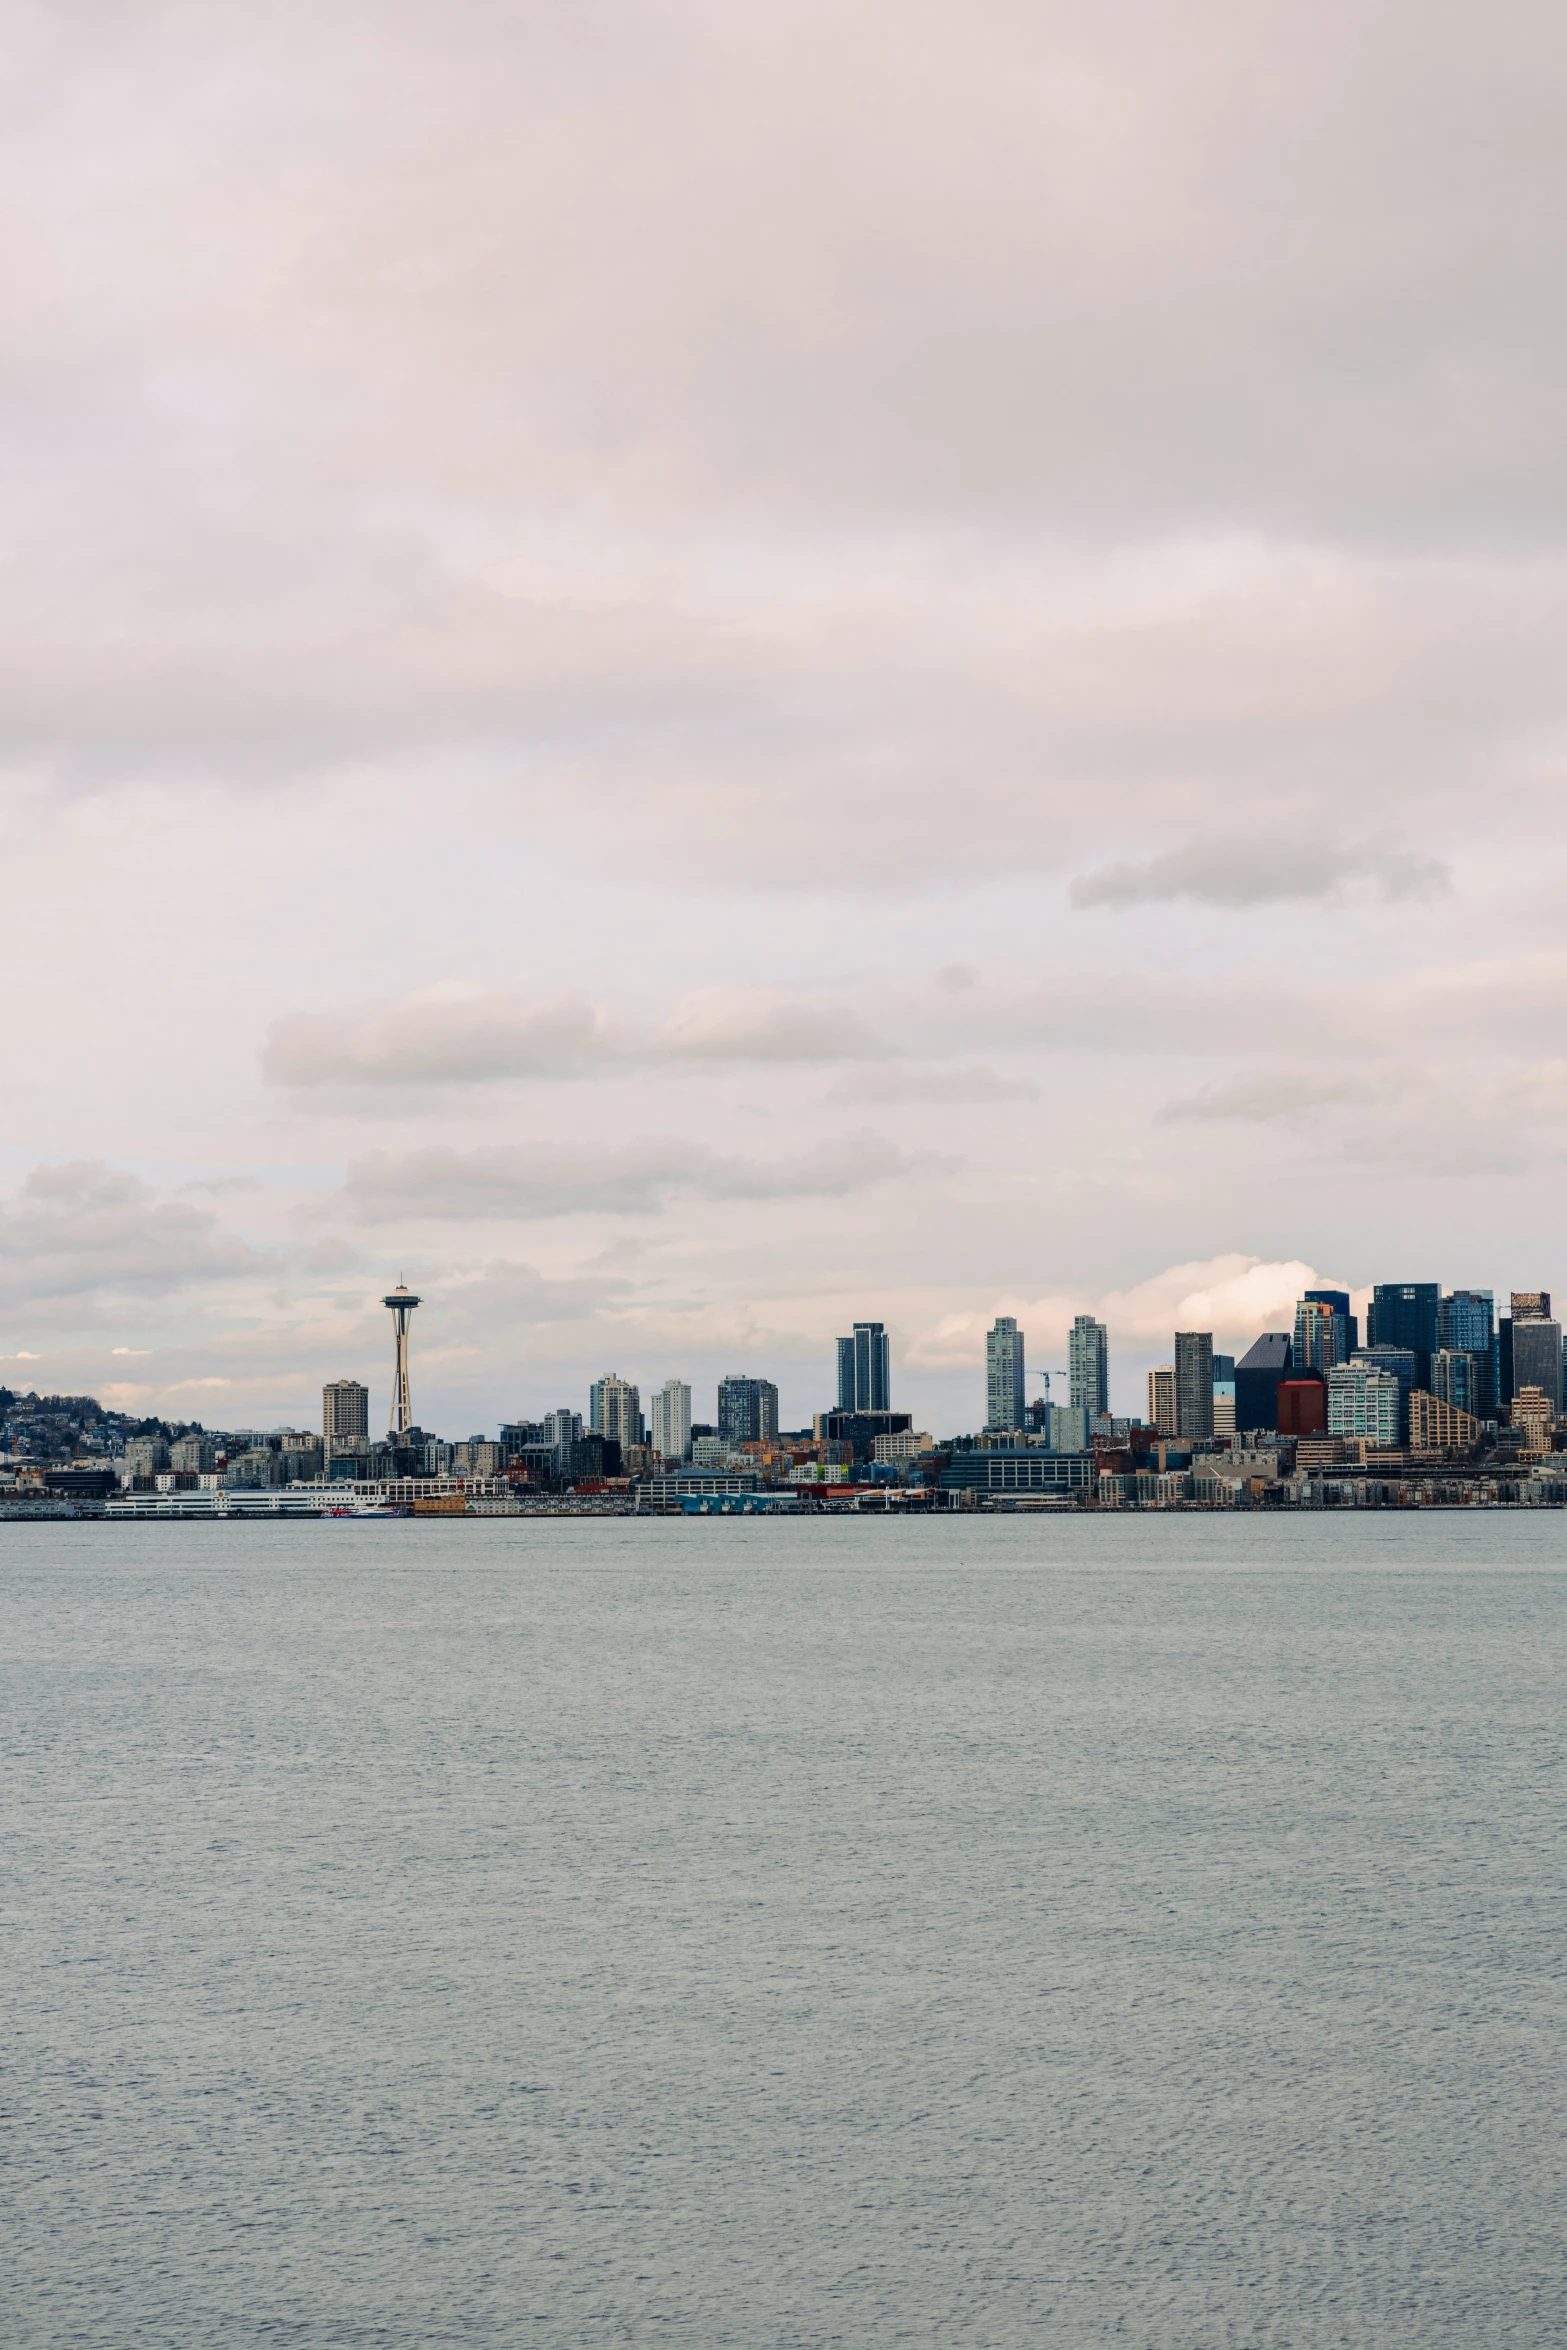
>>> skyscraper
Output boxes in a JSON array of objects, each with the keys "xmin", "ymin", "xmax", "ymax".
[
  {"xmin": 717, "ymin": 1376, "xmax": 780, "ymax": 1445},
  {"xmin": 985, "ymin": 1317, "xmax": 1026, "ymax": 1432},
  {"xmin": 1509, "ymin": 1301, "xmax": 1563, "ymax": 1413},
  {"xmin": 1436, "ymin": 1290, "xmax": 1497, "ymax": 1418},
  {"xmin": 1366, "ymin": 1284, "xmax": 1439, "ymax": 1386},
  {"xmin": 1147, "ymin": 1365, "xmax": 1177, "ymax": 1435},
  {"xmin": 1174, "ymin": 1332, "xmax": 1215, "ymax": 1440},
  {"xmin": 836, "ymin": 1322, "xmax": 890, "ymax": 1413},
  {"xmin": 543, "ymin": 1408, "xmax": 583, "ymax": 1467},
  {"xmin": 1235, "ymin": 1334, "xmax": 1292, "ymax": 1433},
  {"xmin": 649, "ymin": 1379, "xmax": 692, "ymax": 1461},
  {"xmin": 589, "ymin": 1374, "xmax": 644, "ymax": 1451},
  {"xmin": 322, "ymin": 1378, "xmax": 369, "ymax": 1459},
  {"xmin": 1068, "ymin": 1316, "xmax": 1110, "ymax": 1417},
  {"xmin": 1293, "ymin": 1292, "xmax": 1354, "ymax": 1372}
]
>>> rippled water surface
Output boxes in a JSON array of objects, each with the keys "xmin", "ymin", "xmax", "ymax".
[{"xmin": 4, "ymin": 1514, "xmax": 1565, "ymax": 2347}]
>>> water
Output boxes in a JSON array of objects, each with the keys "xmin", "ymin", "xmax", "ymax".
[{"xmin": 3, "ymin": 1515, "xmax": 1564, "ymax": 2348}]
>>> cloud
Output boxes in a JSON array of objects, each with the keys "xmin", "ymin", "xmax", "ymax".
[
  {"xmin": 263, "ymin": 986, "xmax": 890, "ymax": 1086},
  {"xmin": 343, "ymin": 1131, "xmax": 946, "ymax": 1222},
  {"xmin": 262, "ymin": 989, "xmax": 621, "ymax": 1085},
  {"xmin": 827, "ymin": 1065, "xmax": 1034, "ymax": 1104},
  {"xmin": 655, "ymin": 991, "xmax": 891, "ymax": 1063},
  {"xmin": 1157, "ymin": 1072, "xmax": 1380, "ymax": 1123},
  {"xmin": 1070, "ymin": 838, "xmax": 1452, "ymax": 910},
  {"xmin": 0, "ymin": 1163, "xmax": 260, "ymax": 1312}
]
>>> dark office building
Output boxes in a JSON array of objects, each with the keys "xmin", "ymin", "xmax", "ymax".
[
  {"xmin": 1275, "ymin": 1377, "xmax": 1327, "ymax": 1436},
  {"xmin": 815, "ymin": 1409, "xmax": 912, "ymax": 1463},
  {"xmin": 1366, "ymin": 1285, "xmax": 1440, "ymax": 1386},
  {"xmin": 1499, "ymin": 1319, "xmax": 1515, "ymax": 1413},
  {"xmin": 1437, "ymin": 1291, "xmax": 1497, "ymax": 1419},
  {"xmin": 1510, "ymin": 1310, "xmax": 1563, "ymax": 1414},
  {"xmin": 1235, "ymin": 1334, "xmax": 1292, "ymax": 1433}
]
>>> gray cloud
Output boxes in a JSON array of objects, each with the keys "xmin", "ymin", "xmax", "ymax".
[
  {"xmin": 1070, "ymin": 839, "xmax": 1451, "ymax": 911},
  {"xmin": 1156, "ymin": 1073, "xmax": 1381, "ymax": 1124},
  {"xmin": 0, "ymin": 1163, "xmax": 260, "ymax": 1314},
  {"xmin": 262, "ymin": 992, "xmax": 620, "ymax": 1086},
  {"xmin": 827, "ymin": 1065, "xmax": 1034, "ymax": 1104},
  {"xmin": 263, "ymin": 987, "xmax": 890, "ymax": 1087},
  {"xmin": 344, "ymin": 1131, "xmax": 947, "ymax": 1222}
]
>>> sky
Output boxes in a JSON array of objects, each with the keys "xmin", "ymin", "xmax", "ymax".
[{"xmin": 4, "ymin": 0, "xmax": 1567, "ymax": 1438}]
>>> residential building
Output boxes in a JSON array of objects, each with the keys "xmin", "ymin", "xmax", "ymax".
[
  {"xmin": 1045, "ymin": 1404, "xmax": 1091, "ymax": 1451},
  {"xmin": 1174, "ymin": 1332, "xmax": 1215, "ymax": 1441},
  {"xmin": 1293, "ymin": 1295, "xmax": 1354, "ymax": 1372},
  {"xmin": 1212, "ymin": 1379, "xmax": 1236, "ymax": 1438},
  {"xmin": 836, "ymin": 1323, "xmax": 890, "ymax": 1413},
  {"xmin": 985, "ymin": 1317, "xmax": 1026, "ymax": 1432},
  {"xmin": 424, "ymin": 1438, "xmax": 454, "ymax": 1475},
  {"xmin": 124, "ymin": 1435, "xmax": 170, "ymax": 1478},
  {"xmin": 1510, "ymin": 1310, "xmax": 1564, "ymax": 1413},
  {"xmin": 717, "ymin": 1376, "xmax": 779, "ymax": 1446},
  {"xmin": 1235, "ymin": 1334, "xmax": 1292, "ymax": 1433},
  {"xmin": 873, "ymin": 1429, "xmax": 933, "ymax": 1462},
  {"xmin": 1068, "ymin": 1316, "xmax": 1110, "ymax": 1417},
  {"xmin": 1326, "ymin": 1362, "xmax": 1402, "ymax": 1448},
  {"xmin": 649, "ymin": 1378, "xmax": 693, "ymax": 1462},
  {"xmin": 590, "ymin": 1375, "xmax": 644, "ymax": 1452},
  {"xmin": 454, "ymin": 1439, "xmax": 505, "ymax": 1476},
  {"xmin": 1408, "ymin": 1391, "xmax": 1480, "ymax": 1451},
  {"xmin": 1512, "ymin": 1384, "xmax": 1554, "ymax": 1451},
  {"xmin": 323, "ymin": 1378, "xmax": 370, "ymax": 1459},
  {"xmin": 543, "ymin": 1408, "xmax": 583, "ymax": 1467},
  {"xmin": 1351, "ymin": 1346, "xmax": 1417, "ymax": 1442},
  {"xmin": 1366, "ymin": 1284, "xmax": 1439, "ymax": 1385},
  {"xmin": 169, "ymin": 1435, "xmax": 216, "ymax": 1474},
  {"xmin": 1147, "ymin": 1365, "xmax": 1177, "ymax": 1435}
]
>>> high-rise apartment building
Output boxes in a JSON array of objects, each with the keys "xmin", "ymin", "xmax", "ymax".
[
  {"xmin": 1174, "ymin": 1332, "xmax": 1215, "ymax": 1441},
  {"xmin": 836, "ymin": 1323, "xmax": 890, "ymax": 1413},
  {"xmin": 1509, "ymin": 1309, "xmax": 1563, "ymax": 1413},
  {"xmin": 543, "ymin": 1408, "xmax": 583, "ymax": 1466},
  {"xmin": 589, "ymin": 1375, "xmax": 644, "ymax": 1451},
  {"xmin": 1147, "ymin": 1364, "xmax": 1177, "ymax": 1435},
  {"xmin": 717, "ymin": 1376, "xmax": 780, "ymax": 1446},
  {"xmin": 1366, "ymin": 1285, "xmax": 1439, "ymax": 1385},
  {"xmin": 649, "ymin": 1379, "xmax": 692, "ymax": 1462},
  {"xmin": 1068, "ymin": 1316, "xmax": 1110, "ymax": 1417},
  {"xmin": 323, "ymin": 1378, "xmax": 369, "ymax": 1459},
  {"xmin": 1294, "ymin": 1292, "xmax": 1355, "ymax": 1372},
  {"xmin": 1326, "ymin": 1363, "xmax": 1402, "ymax": 1448},
  {"xmin": 985, "ymin": 1317, "xmax": 1026, "ymax": 1432}
]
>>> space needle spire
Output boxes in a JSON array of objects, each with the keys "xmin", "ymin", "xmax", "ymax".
[{"xmin": 383, "ymin": 1277, "xmax": 421, "ymax": 1436}]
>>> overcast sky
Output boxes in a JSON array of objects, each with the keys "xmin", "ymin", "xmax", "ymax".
[{"xmin": 5, "ymin": 0, "xmax": 1566, "ymax": 1436}]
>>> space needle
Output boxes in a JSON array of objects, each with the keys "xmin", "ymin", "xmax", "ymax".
[{"xmin": 383, "ymin": 1279, "xmax": 421, "ymax": 1435}]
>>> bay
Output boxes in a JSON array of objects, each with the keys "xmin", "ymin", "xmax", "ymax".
[{"xmin": 3, "ymin": 1515, "xmax": 1564, "ymax": 2347}]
